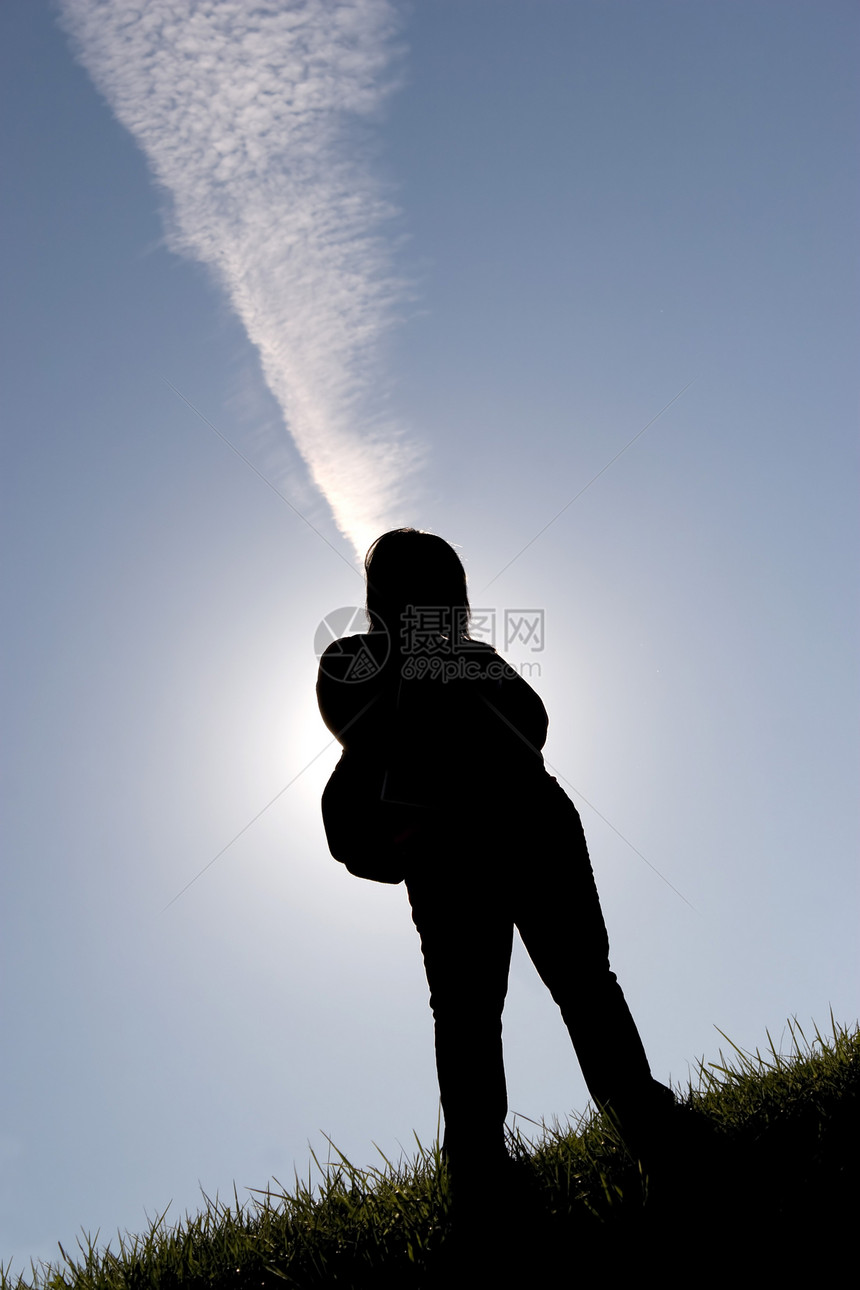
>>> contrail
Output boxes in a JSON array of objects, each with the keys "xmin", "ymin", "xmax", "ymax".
[{"xmin": 58, "ymin": 0, "xmax": 421, "ymax": 559}]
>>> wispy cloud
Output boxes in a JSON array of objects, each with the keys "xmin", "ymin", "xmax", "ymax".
[{"xmin": 58, "ymin": 0, "xmax": 420, "ymax": 559}]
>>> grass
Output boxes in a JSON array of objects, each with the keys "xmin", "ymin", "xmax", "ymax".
[{"xmin": 5, "ymin": 1016, "xmax": 858, "ymax": 1288}]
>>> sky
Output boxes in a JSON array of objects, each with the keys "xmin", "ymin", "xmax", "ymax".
[{"xmin": 2, "ymin": 0, "xmax": 858, "ymax": 1272}]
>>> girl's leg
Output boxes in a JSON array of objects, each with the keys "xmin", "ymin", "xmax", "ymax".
[
  {"xmin": 512, "ymin": 792, "xmax": 671, "ymax": 1129},
  {"xmin": 405, "ymin": 858, "xmax": 514, "ymax": 1167}
]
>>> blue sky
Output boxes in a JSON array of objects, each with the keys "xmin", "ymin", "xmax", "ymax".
[{"xmin": 2, "ymin": 0, "xmax": 858, "ymax": 1271}]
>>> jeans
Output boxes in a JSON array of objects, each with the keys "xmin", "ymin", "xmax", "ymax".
[{"xmin": 405, "ymin": 781, "xmax": 665, "ymax": 1163}]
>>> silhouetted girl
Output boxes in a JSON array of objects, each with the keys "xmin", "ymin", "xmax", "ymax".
[{"xmin": 317, "ymin": 528, "xmax": 672, "ymax": 1170}]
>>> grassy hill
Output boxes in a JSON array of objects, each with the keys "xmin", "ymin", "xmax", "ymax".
[{"xmin": 5, "ymin": 1017, "xmax": 857, "ymax": 1288}]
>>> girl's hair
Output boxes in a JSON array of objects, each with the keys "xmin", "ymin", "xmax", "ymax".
[{"xmin": 364, "ymin": 528, "xmax": 470, "ymax": 641}]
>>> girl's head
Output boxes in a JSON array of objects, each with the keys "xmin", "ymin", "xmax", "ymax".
[{"xmin": 364, "ymin": 529, "xmax": 470, "ymax": 641}]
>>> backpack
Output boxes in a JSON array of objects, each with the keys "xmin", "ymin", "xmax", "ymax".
[{"xmin": 321, "ymin": 752, "xmax": 426, "ymax": 884}]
